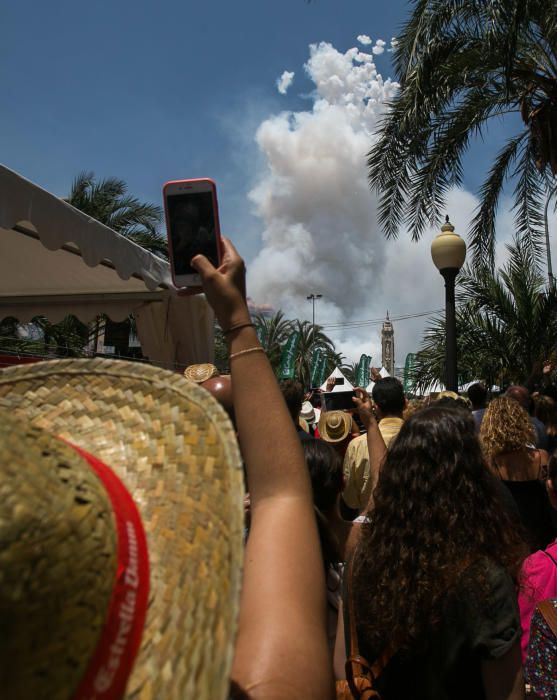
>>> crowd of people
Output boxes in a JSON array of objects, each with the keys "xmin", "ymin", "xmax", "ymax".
[{"xmin": 2, "ymin": 239, "xmax": 557, "ymax": 699}]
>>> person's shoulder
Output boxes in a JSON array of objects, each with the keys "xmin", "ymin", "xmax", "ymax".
[
  {"xmin": 523, "ymin": 539, "xmax": 557, "ymax": 577},
  {"xmin": 343, "ymin": 433, "xmax": 367, "ymax": 470},
  {"xmin": 379, "ymin": 416, "xmax": 404, "ymax": 426},
  {"xmin": 347, "ymin": 433, "xmax": 367, "ymax": 449},
  {"xmin": 459, "ymin": 558, "xmax": 521, "ymax": 659}
]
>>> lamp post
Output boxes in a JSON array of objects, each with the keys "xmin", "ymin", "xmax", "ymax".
[
  {"xmin": 307, "ymin": 293, "xmax": 322, "ymax": 333},
  {"xmin": 544, "ymin": 181, "xmax": 557, "ymax": 288},
  {"xmin": 431, "ymin": 216, "xmax": 466, "ymax": 392}
]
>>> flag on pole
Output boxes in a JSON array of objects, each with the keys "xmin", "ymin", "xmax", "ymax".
[
  {"xmin": 310, "ymin": 349, "xmax": 323, "ymax": 387},
  {"xmin": 316, "ymin": 354, "xmax": 328, "ymax": 387},
  {"xmin": 279, "ymin": 331, "xmax": 301, "ymax": 379},
  {"xmin": 356, "ymin": 354, "xmax": 372, "ymax": 388},
  {"xmin": 403, "ymin": 353, "xmax": 417, "ymax": 394}
]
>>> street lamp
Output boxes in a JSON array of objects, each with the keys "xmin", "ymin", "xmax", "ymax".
[
  {"xmin": 307, "ymin": 293, "xmax": 322, "ymax": 331},
  {"xmin": 431, "ymin": 216, "xmax": 466, "ymax": 392},
  {"xmin": 544, "ymin": 181, "xmax": 557, "ymax": 288}
]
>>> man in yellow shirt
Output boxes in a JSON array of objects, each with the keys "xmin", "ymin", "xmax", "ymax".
[{"xmin": 342, "ymin": 377, "xmax": 405, "ymax": 512}]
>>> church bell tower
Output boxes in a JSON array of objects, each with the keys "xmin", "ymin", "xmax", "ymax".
[{"xmin": 381, "ymin": 312, "xmax": 395, "ymax": 376}]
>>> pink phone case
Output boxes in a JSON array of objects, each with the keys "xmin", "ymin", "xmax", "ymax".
[{"xmin": 163, "ymin": 178, "xmax": 222, "ymax": 287}]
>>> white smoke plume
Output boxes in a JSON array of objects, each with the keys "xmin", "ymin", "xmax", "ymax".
[
  {"xmin": 372, "ymin": 39, "xmax": 386, "ymax": 55},
  {"xmin": 357, "ymin": 34, "xmax": 372, "ymax": 45},
  {"xmin": 247, "ymin": 40, "xmax": 480, "ymax": 367},
  {"xmin": 276, "ymin": 70, "xmax": 295, "ymax": 95}
]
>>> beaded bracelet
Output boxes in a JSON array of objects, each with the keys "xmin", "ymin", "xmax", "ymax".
[
  {"xmin": 229, "ymin": 347, "xmax": 265, "ymax": 360},
  {"xmin": 223, "ymin": 322, "xmax": 255, "ymax": 336}
]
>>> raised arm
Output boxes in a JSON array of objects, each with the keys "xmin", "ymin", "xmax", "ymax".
[
  {"xmin": 353, "ymin": 388, "xmax": 387, "ymax": 508},
  {"xmin": 192, "ymin": 240, "xmax": 333, "ymax": 700}
]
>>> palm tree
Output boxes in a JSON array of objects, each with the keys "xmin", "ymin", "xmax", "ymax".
[
  {"xmin": 412, "ymin": 237, "xmax": 557, "ymax": 391},
  {"xmin": 67, "ymin": 171, "xmax": 167, "ymax": 258},
  {"xmin": 368, "ymin": 0, "xmax": 557, "ymax": 265},
  {"xmin": 254, "ymin": 311, "xmax": 293, "ymax": 374},
  {"xmin": 340, "ymin": 361, "xmax": 359, "ymax": 386},
  {"xmin": 292, "ymin": 320, "xmax": 342, "ymax": 389}
]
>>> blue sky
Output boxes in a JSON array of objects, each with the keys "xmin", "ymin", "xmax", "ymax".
[
  {"xmin": 1, "ymin": 0, "xmax": 520, "ymax": 362},
  {"xmin": 1, "ymin": 1, "xmax": 404, "ymax": 216}
]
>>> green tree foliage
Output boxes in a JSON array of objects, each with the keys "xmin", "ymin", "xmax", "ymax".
[
  {"xmin": 254, "ymin": 311, "xmax": 294, "ymax": 373},
  {"xmin": 213, "ymin": 321, "xmax": 230, "ymax": 374},
  {"xmin": 252, "ymin": 311, "xmax": 343, "ymax": 386},
  {"xmin": 413, "ymin": 238, "xmax": 557, "ymax": 391},
  {"xmin": 0, "ymin": 315, "xmax": 90, "ymax": 358},
  {"xmin": 67, "ymin": 172, "xmax": 167, "ymax": 258},
  {"xmin": 292, "ymin": 319, "xmax": 343, "ymax": 389},
  {"xmin": 368, "ymin": 0, "xmax": 557, "ymax": 265}
]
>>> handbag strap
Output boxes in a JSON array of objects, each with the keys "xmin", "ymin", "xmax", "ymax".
[
  {"xmin": 536, "ymin": 599, "xmax": 557, "ymax": 638},
  {"xmin": 344, "ymin": 556, "xmax": 395, "ymax": 697}
]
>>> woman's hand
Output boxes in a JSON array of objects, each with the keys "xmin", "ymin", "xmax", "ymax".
[{"xmin": 191, "ymin": 237, "xmax": 250, "ymax": 330}]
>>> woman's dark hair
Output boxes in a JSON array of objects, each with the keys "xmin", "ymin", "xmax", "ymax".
[
  {"xmin": 353, "ymin": 405, "xmax": 527, "ymax": 654},
  {"xmin": 303, "ymin": 439, "xmax": 343, "ymax": 512},
  {"xmin": 303, "ymin": 440, "xmax": 344, "ymax": 569}
]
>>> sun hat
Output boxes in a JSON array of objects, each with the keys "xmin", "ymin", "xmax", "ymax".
[
  {"xmin": 300, "ymin": 400, "xmax": 316, "ymax": 424},
  {"xmin": 0, "ymin": 358, "xmax": 244, "ymax": 700},
  {"xmin": 318, "ymin": 410, "xmax": 352, "ymax": 444},
  {"xmin": 436, "ymin": 390, "xmax": 459, "ymax": 400},
  {"xmin": 183, "ymin": 362, "xmax": 220, "ymax": 383}
]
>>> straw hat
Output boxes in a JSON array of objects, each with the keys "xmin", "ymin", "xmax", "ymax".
[
  {"xmin": 300, "ymin": 400, "xmax": 316, "ymax": 424},
  {"xmin": 183, "ymin": 362, "xmax": 220, "ymax": 383},
  {"xmin": 436, "ymin": 390, "xmax": 459, "ymax": 401},
  {"xmin": 318, "ymin": 410, "xmax": 352, "ymax": 444},
  {"xmin": 0, "ymin": 358, "xmax": 244, "ymax": 700}
]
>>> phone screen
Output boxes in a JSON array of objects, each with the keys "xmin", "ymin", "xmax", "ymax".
[
  {"xmin": 167, "ymin": 191, "xmax": 219, "ymax": 276},
  {"xmin": 322, "ymin": 391, "xmax": 356, "ymax": 411}
]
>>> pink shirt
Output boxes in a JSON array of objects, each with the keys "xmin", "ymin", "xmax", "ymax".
[{"xmin": 518, "ymin": 538, "xmax": 557, "ymax": 662}]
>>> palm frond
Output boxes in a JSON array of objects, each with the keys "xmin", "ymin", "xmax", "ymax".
[
  {"xmin": 369, "ymin": 0, "xmax": 557, "ymax": 253},
  {"xmin": 469, "ymin": 131, "xmax": 528, "ymax": 265}
]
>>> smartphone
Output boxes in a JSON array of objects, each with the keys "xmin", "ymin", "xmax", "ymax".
[
  {"xmin": 163, "ymin": 178, "xmax": 222, "ymax": 287},
  {"xmin": 321, "ymin": 391, "xmax": 357, "ymax": 412}
]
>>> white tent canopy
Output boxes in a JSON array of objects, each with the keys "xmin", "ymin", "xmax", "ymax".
[
  {"xmin": 0, "ymin": 165, "xmax": 213, "ymax": 369},
  {"xmin": 320, "ymin": 366, "xmax": 354, "ymax": 392}
]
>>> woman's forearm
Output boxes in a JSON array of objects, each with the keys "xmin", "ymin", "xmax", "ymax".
[{"xmin": 227, "ymin": 323, "xmax": 312, "ymax": 502}]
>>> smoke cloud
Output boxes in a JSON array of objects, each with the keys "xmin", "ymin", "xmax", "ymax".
[
  {"xmin": 247, "ymin": 40, "xmax": 480, "ymax": 368},
  {"xmin": 276, "ymin": 70, "xmax": 295, "ymax": 95}
]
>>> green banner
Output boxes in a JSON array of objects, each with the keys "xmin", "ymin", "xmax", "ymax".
[
  {"xmin": 403, "ymin": 353, "xmax": 417, "ymax": 394},
  {"xmin": 310, "ymin": 349, "xmax": 323, "ymax": 387},
  {"xmin": 316, "ymin": 355, "xmax": 328, "ymax": 387},
  {"xmin": 356, "ymin": 354, "xmax": 372, "ymax": 388},
  {"xmin": 279, "ymin": 331, "xmax": 301, "ymax": 380}
]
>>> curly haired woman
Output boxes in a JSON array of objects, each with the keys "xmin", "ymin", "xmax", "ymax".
[
  {"xmin": 481, "ymin": 397, "xmax": 554, "ymax": 552},
  {"xmin": 336, "ymin": 405, "xmax": 527, "ymax": 700}
]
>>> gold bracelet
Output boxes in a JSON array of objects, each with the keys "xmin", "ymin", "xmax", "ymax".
[{"xmin": 229, "ymin": 346, "xmax": 265, "ymax": 360}]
